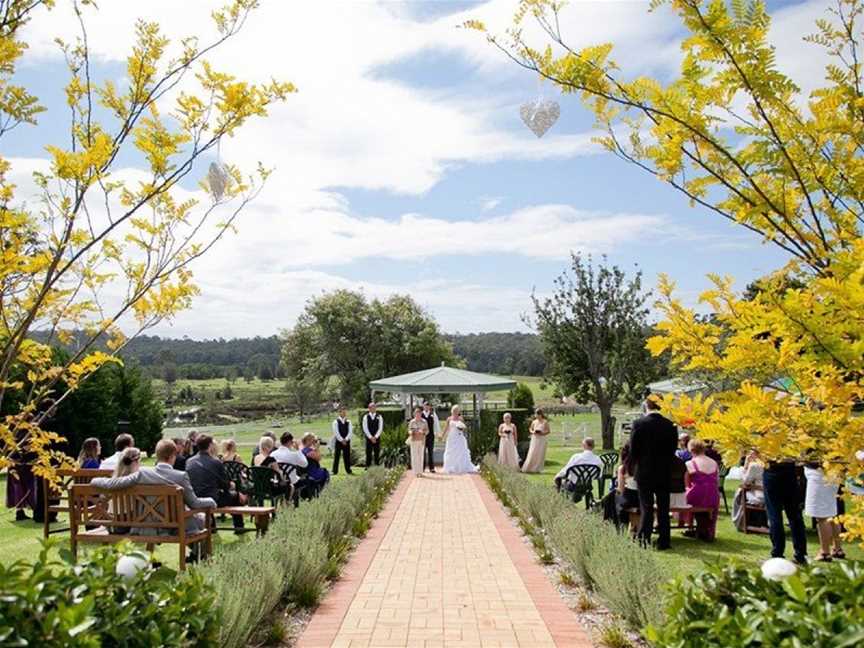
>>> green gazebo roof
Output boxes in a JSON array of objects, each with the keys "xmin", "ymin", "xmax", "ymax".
[{"xmin": 369, "ymin": 364, "xmax": 516, "ymax": 394}]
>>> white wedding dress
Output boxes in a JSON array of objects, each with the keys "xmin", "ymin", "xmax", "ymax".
[{"xmin": 442, "ymin": 420, "xmax": 478, "ymax": 474}]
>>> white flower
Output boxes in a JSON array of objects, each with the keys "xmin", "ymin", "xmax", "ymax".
[
  {"xmin": 761, "ymin": 557, "xmax": 797, "ymax": 581},
  {"xmin": 116, "ymin": 554, "xmax": 149, "ymax": 579}
]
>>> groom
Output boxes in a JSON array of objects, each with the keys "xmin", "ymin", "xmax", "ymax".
[{"xmin": 421, "ymin": 402, "xmax": 439, "ymax": 473}]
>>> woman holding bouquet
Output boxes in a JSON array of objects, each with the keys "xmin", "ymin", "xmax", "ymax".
[
  {"xmin": 442, "ymin": 405, "xmax": 478, "ymax": 474},
  {"xmin": 521, "ymin": 409, "xmax": 550, "ymax": 473},
  {"xmin": 407, "ymin": 407, "xmax": 429, "ymax": 477},
  {"xmin": 497, "ymin": 412, "xmax": 519, "ymax": 468}
]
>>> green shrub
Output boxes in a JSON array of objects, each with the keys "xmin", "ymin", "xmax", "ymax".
[
  {"xmin": 0, "ymin": 544, "xmax": 219, "ymax": 647},
  {"xmin": 482, "ymin": 458, "xmax": 665, "ymax": 630},
  {"xmin": 200, "ymin": 466, "xmax": 402, "ymax": 648},
  {"xmin": 507, "ymin": 382, "xmax": 535, "ymax": 412},
  {"xmin": 647, "ymin": 561, "xmax": 864, "ymax": 647}
]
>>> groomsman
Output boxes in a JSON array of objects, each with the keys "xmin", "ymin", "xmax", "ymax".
[
  {"xmin": 421, "ymin": 402, "xmax": 440, "ymax": 473},
  {"xmin": 331, "ymin": 407, "xmax": 354, "ymax": 475},
  {"xmin": 362, "ymin": 403, "xmax": 383, "ymax": 468}
]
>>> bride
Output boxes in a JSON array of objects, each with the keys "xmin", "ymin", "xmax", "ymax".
[{"xmin": 442, "ymin": 405, "xmax": 478, "ymax": 474}]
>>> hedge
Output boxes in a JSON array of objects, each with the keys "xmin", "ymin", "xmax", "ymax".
[
  {"xmin": 482, "ymin": 457, "xmax": 665, "ymax": 630},
  {"xmin": 200, "ymin": 466, "xmax": 403, "ymax": 648}
]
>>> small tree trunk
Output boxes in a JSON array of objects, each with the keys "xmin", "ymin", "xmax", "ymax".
[{"xmin": 598, "ymin": 401, "xmax": 615, "ymax": 450}]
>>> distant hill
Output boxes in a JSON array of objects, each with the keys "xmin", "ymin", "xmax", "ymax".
[{"xmin": 32, "ymin": 331, "xmax": 545, "ymax": 379}]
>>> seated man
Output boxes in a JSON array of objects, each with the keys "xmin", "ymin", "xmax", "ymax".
[
  {"xmin": 100, "ymin": 433, "xmax": 135, "ymax": 469},
  {"xmin": 554, "ymin": 437, "xmax": 603, "ymax": 493},
  {"xmin": 186, "ymin": 435, "xmax": 246, "ymax": 531},
  {"xmin": 91, "ymin": 440, "xmax": 216, "ymax": 559}
]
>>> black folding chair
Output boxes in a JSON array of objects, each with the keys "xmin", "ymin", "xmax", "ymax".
[
  {"xmin": 564, "ymin": 464, "xmax": 601, "ymax": 510},
  {"xmin": 598, "ymin": 452, "xmax": 619, "ymax": 499}
]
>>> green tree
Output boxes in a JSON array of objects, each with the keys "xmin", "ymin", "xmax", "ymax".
[
  {"xmin": 530, "ymin": 254, "xmax": 652, "ymax": 449},
  {"xmin": 507, "ymin": 382, "xmax": 535, "ymax": 412},
  {"xmin": 281, "ymin": 290, "xmax": 458, "ymax": 405}
]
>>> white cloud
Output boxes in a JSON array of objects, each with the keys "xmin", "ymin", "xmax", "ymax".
[{"xmin": 479, "ymin": 196, "xmax": 503, "ymax": 211}]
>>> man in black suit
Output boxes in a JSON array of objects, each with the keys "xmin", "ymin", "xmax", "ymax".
[
  {"xmin": 627, "ymin": 397, "xmax": 678, "ymax": 550},
  {"xmin": 187, "ymin": 435, "xmax": 245, "ymax": 532}
]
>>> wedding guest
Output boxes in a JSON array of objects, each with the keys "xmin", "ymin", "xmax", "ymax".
[
  {"xmin": 628, "ymin": 398, "xmax": 678, "ymax": 550},
  {"xmin": 271, "ymin": 432, "xmax": 308, "ymax": 489},
  {"xmin": 521, "ymin": 409, "xmax": 550, "ymax": 473},
  {"xmin": 804, "ymin": 463, "xmax": 844, "ymax": 561},
  {"xmin": 78, "ymin": 438, "xmax": 101, "ymax": 469},
  {"xmin": 704, "ymin": 439, "xmax": 723, "ymax": 465},
  {"xmin": 172, "ymin": 438, "xmax": 188, "ymax": 470},
  {"xmin": 497, "ymin": 412, "xmax": 519, "ymax": 468},
  {"xmin": 91, "ymin": 442, "xmax": 215, "ymax": 556},
  {"xmin": 331, "ymin": 407, "xmax": 354, "ymax": 475},
  {"xmin": 732, "ymin": 450, "xmax": 765, "ymax": 531},
  {"xmin": 676, "ymin": 432, "xmax": 692, "ymax": 462},
  {"xmin": 301, "ymin": 434, "xmax": 330, "ymax": 491},
  {"xmin": 253, "ymin": 436, "xmax": 289, "ymax": 496},
  {"xmin": 615, "ymin": 443, "xmax": 639, "ymax": 533},
  {"xmin": 220, "ymin": 439, "xmax": 241, "ymax": 463},
  {"xmin": 251, "ymin": 431, "xmax": 277, "ymax": 464},
  {"xmin": 763, "ymin": 458, "xmax": 808, "ymax": 564},
  {"xmin": 183, "ymin": 430, "xmax": 200, "ymax": 460},
  {"xmin": 554, "ymin": 437, "xmax": 603, "ymax": 491},
  {"xmin": 408, "ymin": 408, "xmax": 428, "ymax": 477},
  {"xmin": 6, "ymin": 432, "xmax": 37, "ymax": 522},
  {"xmin": 362, "ymin": 403, "xmax": 383, "ymax": 468},
  {"xmin": 187, "ymin": 435, "xmax": 246, "ymax": 532},
  {"xmin": 421, "ymin": 402, "xmax": 440, "ymax": 473},
  {"xmin": 684, "ymin": 439, "xmax": 720, "ymax": 541},
  {"xmin": 100, "ymin": 433, "xmax": 134, "ymax": 469}
]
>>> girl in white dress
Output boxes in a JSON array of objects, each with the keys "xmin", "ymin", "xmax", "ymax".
[
  {"xmin": 804, "ymin": 464, "xmax": 844, "ymax": 561},
  {"xmin": 442, "ymin": 405, "xmax": 478, "ymax": 474}
]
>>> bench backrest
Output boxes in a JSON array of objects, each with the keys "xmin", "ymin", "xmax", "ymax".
[
  {"xmin": 70, "ymin": 484, "xmax": 186, "ymax": 533},
  {"xmin": 43, "ymin": 468, "xmax": 113, "ymax": 537}
]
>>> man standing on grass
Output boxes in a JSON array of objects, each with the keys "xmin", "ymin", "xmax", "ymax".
[
  {"xmin": 362, "ymin": 403, "xmax": 383, "ymax": 468},
  {"xmin": 627, "ymin": 398, "xmax": 678, "ymax": 550},
  {"xmin": 331, "ymin": 407, "xmax": 354, "ymax": 475}
]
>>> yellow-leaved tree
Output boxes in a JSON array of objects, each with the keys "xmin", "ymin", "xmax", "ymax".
[
  {"xmin": 470, "ymin": 0, "xmax": 864, "ymax": 541},
  {"xmin": 1, "ymin": 0, "xmax": 294, "ymax": 483}
]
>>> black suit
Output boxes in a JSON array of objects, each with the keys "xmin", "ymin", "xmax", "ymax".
[{"xmin": 628, "ymin": 411, "xmax": 678, "ymax": 549}]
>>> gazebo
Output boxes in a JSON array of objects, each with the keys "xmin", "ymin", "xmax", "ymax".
[{"xmin": 368, "ymin": 363, "xmax": 516, "ymax": 421}]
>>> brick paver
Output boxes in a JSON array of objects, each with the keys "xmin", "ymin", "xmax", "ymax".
[{"xmin": 296, "ymin": 473, "xmax": 592, "ymax": 648}]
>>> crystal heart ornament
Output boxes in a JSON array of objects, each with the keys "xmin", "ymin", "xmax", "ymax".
[{"xmin": 519, "ymin": 98, "xmax": 560, "ymax": 138}]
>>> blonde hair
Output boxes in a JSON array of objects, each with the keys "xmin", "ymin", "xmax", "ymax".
[
  {"xmin": 503, "ymin": 412, "xmax": 512, "ymax": 421},
  {"xmin": 688, "ymin": 438, "xmax": 706, "ymax": 455},
  {"xmin": 114, "ymin": 447, "xmax": 141, "ymax": 478},
  {"xmin": 451, "ymin": 404, "xmax": 461, "ymax": 416},
  {"xmin": 301, "ymin": 433, "xmax": 317, "ymax": 447},
  {"xmin": 221, "ymin": 439, "xmax": 237, "ymax": 455},
  {"xmin": 258, "ymin": 436, "xmax": 274, "ymax": 453}
]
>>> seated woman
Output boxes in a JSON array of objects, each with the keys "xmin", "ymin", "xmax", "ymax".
[
  {"xmin": 684, "ymin": 439, "xmax": 721, "ymax": 541},
  {"xmin": 732, "ymin": 450, "xmax": 765, "ymax": 531},
  {"xmin": 301, "ymin": 433, "xmax": 330, "ymax": 493},
  {"xmin": 252, "ymin": 436, "xmax": 289, "ymax": 497},
  {"xmin": 78, "ymin": 437, "xmax": 101, "ymax": 469},
  {"xmin": 220, "ymin": 439, "xmax": 242, "ymax": 464},
  {"xmin": 614, "ymin": 443, "xmax": 639, "ymax": 535}
]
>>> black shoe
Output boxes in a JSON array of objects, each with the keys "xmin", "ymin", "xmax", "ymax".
[
  {"xmin": 15, "ymin": 510, "xmax": 28, "ymax": 522},
  {"xmin": 794, "ymin": 555, "xmax": 808, "ymax": 566},
  {"xmin": 429, "ymin": 468, "xmax": 436, "ymax": 473}
]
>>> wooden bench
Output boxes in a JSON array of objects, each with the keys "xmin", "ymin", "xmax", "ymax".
[
  {"xmin": 625, "ymin": 505, "xmax": 715, "ymax": 535},
  {"xmin": 43, "ymin": 468, "xmax": 113, "ymax": 538},
  {"xmin": 211, "ymin": 506, "xmax": 276, "ymax": 536},
  {"xmin": 70, "ymin": 483, "xmax": 212, "ymax": 570}
]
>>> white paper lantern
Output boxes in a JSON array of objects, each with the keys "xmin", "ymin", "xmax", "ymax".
[
  {"xmin": 760, "ymin": 557, "xmax": 797, "ymax": 581},
  {"xmin": 116, "ymin": 554, "xmax": 149, "ymax": 579},
  {"xmin": 519, "ymin": 97, "xmax": 560, "ymax": 138},
  {"xmin": 207, "ymin": 161, "xmax": 231, "ymax": 201}
]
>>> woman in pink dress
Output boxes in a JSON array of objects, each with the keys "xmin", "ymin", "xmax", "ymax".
[{"xmin": 684, "ymin": 438, "xmax": 720, "ymax": 541}]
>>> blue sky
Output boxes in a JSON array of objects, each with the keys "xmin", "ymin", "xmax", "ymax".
[{"xmin": 9, "ymin": 0, "xmax": 824, "ymax": 338}]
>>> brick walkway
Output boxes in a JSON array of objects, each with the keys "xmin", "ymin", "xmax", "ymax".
[{"xmin": 296, "ymin": 473, "xmax": 592, "ymax": 648}]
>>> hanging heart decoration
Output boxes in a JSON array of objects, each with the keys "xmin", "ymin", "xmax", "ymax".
[
  {"xmin": 207, "ymin": 161, "xmax": 230, "ymax": 201},
  {"xmin": 519, "ymin": 98, "xmax": 560, "ymax": 138}
]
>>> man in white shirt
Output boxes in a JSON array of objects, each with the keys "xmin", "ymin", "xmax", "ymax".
[
  {"xmin": 331, "ymin": 407, "xmax": 354, "ymax": 475},
  {"xmin": 554, "ymin": 437, "xmax": 603, "ymax": 491},
  {"xmin": 362, "ymin": 403, "xmax": 383, "ymax": 469},
  {"xmin": 100, "ymin": 433, "xmax": 135, "ymax": 470},
  {"xmin": 421, "ymin": 402, "xmax": 440, "ymax": 473},
  {"xmin": 271, "ymin": 432, "xmax": 308, "ymax": 485}
]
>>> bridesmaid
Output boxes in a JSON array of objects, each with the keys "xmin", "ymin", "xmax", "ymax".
[
  {"xmin": 521, "ymin": 409, "xmax": 550, "ymax": 473},
  {"xmin": 497, "ymin": 413, "xmax": 519, "ymax": 468}
]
